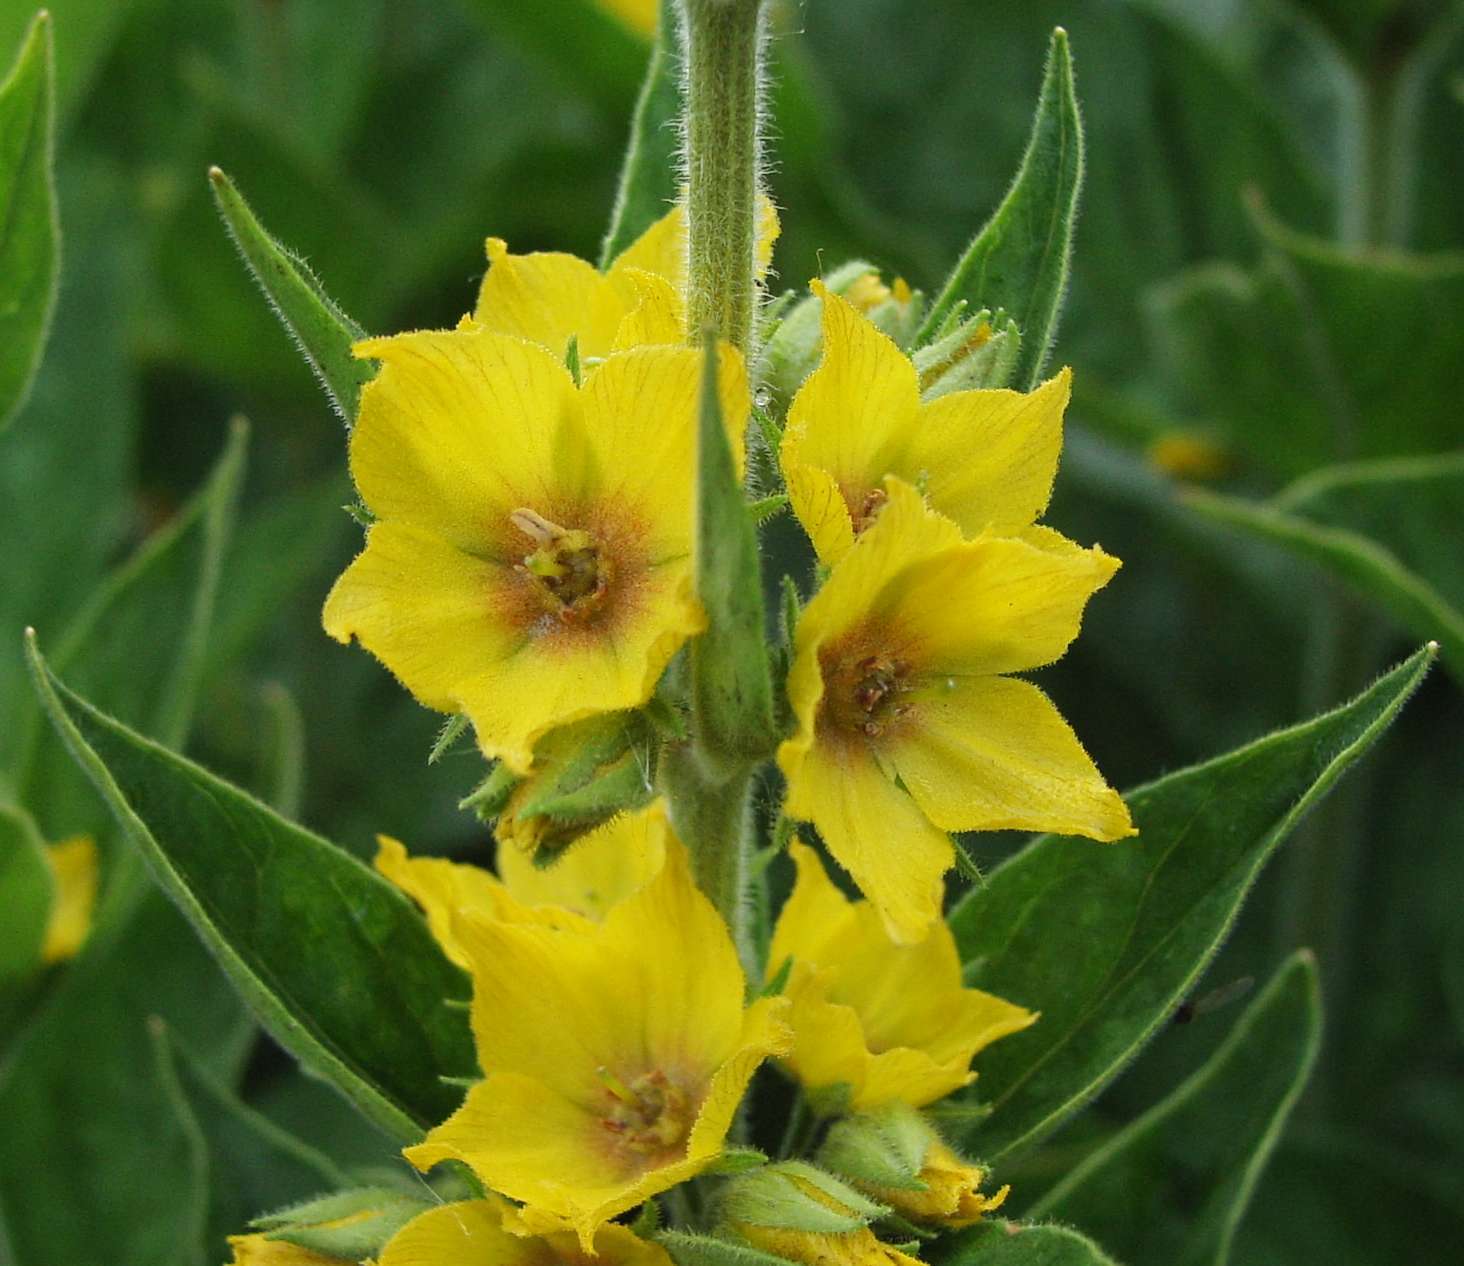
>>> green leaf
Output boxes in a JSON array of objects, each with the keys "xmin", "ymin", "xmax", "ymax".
[
  {"xmin": 948, "ymin": 644, "xmax": 1434, "ymax": 1160},
  {"xmin": 0, "ymin": 890, "xmax": 252, "ymax": 1266},
  {"xmin": 1186, "ymin": 451, "xmax": 1464, "ymax": 687},
  {"xmin": 24, "ymin": 635, "xmax": 477, "ymax": 1142},
  {"xmin": 1147, "ymin": 203, "xmax": 1464, "ymax": 478},
  {"xmin": 691, "ymin": 334, "xmax": 774, "ymax": 771},
  {"xmin": 916, "ymin": 28, "xmax": 1083, "ymax": 390},
  {"xmin": 0, "ymin": 801, "xmax": 52, "ymax": 1018},
  {"xmin": 935, "ymin": 1223, "xmax": 1119, "ymax": 1266},
  {"xmin": 209, "ymin": 165, "xmax": 374, "ymax": 425},
  {"xmin": 0, "ymin": 12, "xmax": 59, "ymax": 431},
  {"xmin": 600, "ymin": 0, "xmax": 681, "ymax": 266},
  {"xmin": 1029, "ymin": 951, "xmax": 1323, "ymax": 1265},
  {"xmin": 14, "ymin": 420, "xmax": 248, "ymax": 835}
]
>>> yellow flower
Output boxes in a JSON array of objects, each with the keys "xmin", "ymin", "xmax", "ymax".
[
  {"xmin": 778, "ymin": 478, "xmax": 1133, "ymax": 943},
  {"xmin": 379, "ymin": 1195, "xmax": 674, "ymax": 1266},
  {"xmin": 376, "ymin": 800, "xmax": 672, "ymax": 964},
  {"xmin": 781, "ymin": 282, "xmax": 1071, "ymax": 565},
  {"xmin": 403, "ymin": 839, "xmax": 791, "ymax": 1249},
  {"xmin": 861, "ymin": 1140, "xmax": 1009, "ymax": 1229},
  {"xmin": 324, "ymin": 331, "xmax": 747, "ymax": 773},
  {"xmin": 40, "ymin": 835, "xmax": 97, "ymax": 964},
  {"xmin": 768, "ymin": 842, "xmax": 1034, "ymax": 1109},
  {"xmin": 475, "ymin": 204, "xmax": 780, "ymax": 360}
]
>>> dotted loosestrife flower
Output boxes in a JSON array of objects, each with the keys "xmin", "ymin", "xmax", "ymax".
[
  {"xmin": 40, "ymin": 835, "xmax": 96, "ymax": 964},
  {"xmin": 768, "ymin": 842, "xmax": 1034, "ymax": 1109},
  {"xmin": 404, "ymin": 840, "xmax": 791, "ymax": 1248},
  {"xmin": 379, "ymin": 1194, "xmax": 675, "ymax": 1266},
  {"xmin": 779, "ymin": 478, "xmax": 1134, "ymax": 943},
  {"xmin": 375, "ymin": 799, "xmax": 673, "ymax": 962},
  {"xmin": 324, "ymin": 330, "xmax": 747, "ymax": 773},
  {"xmin": 475, "ymin": 204, "xmax": 779, "ymax": 358},
  {"xmin": 781, "ymin": 282, "xmax": 1070, "ymax": 565}
]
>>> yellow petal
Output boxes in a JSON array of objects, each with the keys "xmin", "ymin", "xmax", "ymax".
[
  {"xmin": 766, "ymin": 840, "xmax": 853, "ymax": 986},
  {"xmin": 782, "ymin": 286, "xmax": 920, "ymax": 563},
  {"xmin": 870, "ymin": 530, "xmax": 1121, "ymax": 678},
  {"xmin": 780, "ymin": 734, "xmax": 949, "ymax": 946},
  {"xmin": 497, "ymin": 800, "xmax": 669, "ymax": 921},
  {"xmin": 609, "ymin": 206, "xmax": 688, "ymax": 296},
  {"xmin": 578, "ymin": 342, "xmax": 748, "ymax": 554},
  {"xmin": 611, "ymin": 269, "xmax": 686, "ymax": 351},
  {"xmin": 909, "ymin": 368, "xmax": 1070, "ymax": 536},
  {"xmin": 475, "ymin": 239, "xmax": 625, "ymax": 360},
  {"xmin": 225, "ymin": 1234, "xmax": 346, "ymax": 1266},
  {"xmin": 349, "ymin": 328, "xmax": 586, "ymax": 553},
  {"xmin": 782, "ymin": 459, "xmax": 856, "ymax": 566},
  {"xmin": 321, "ymin": 519, "xmax": 519, "ymax": 717},
  {"xmin": 890, "ymin": 675, "xmax": 1134, "ymax": 840},
  {"xmin": 378, "ymin": 1200, "xmax": 521, "ymax": 1266},
  {"xmin": 39, "ymin": 835, "xmax": 96, "ymax": 965}
]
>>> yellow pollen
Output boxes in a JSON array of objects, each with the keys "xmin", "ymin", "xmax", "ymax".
[
  {"xmin": 510, "ymin": 507, "xmax": 612, "ymax": 622},
  {"xmin": 598, "ymin": 1069, "xmax": 693, "ymax": 1156}
]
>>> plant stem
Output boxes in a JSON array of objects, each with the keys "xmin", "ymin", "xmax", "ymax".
[
  {"xmin": 661, "ymin": 741, "xmax": 755, "ymax": 974},
  {"xmin": 680, "ymin": 0, "xmax": 765, "ymax": 352}
]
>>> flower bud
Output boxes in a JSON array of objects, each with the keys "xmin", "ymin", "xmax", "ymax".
[
  {"xmin": 720, "ymin": 1162, "xmax": 923, "ymax": 1266},
  {"xmin": 235, "ymin": 1186, "xmax": 429, "ymax": 1262},
  {"xmin": 912, "ymin": 311, "xmax": 1020, "ymax": 399},
  {"xmin": 819, "ymin": 1106, "xmax": 1007, "ymax": 1230}
]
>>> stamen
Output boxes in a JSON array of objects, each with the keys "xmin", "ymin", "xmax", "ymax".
[{"xmin": 510, "ymin": 507, "xmax": 613, "ymax": 623}]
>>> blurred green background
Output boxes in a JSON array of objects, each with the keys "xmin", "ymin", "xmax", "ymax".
[{"xmin": 0, "ymin": 0, "xmax": 1460, "ymax": 1262}]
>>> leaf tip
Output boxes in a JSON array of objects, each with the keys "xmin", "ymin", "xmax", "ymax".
[{"xmin": 207, "ymin": 164, "xmax": 226, "ymax": 185}]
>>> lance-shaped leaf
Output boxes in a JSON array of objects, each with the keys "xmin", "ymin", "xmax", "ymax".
[
  {"xmin": 1186, "ymin": 451, "xmax": 1464, "ymax": 688},
  {"xmin": 934, "ymin": 1223, "xmax": 1119, "ymax": 1266},
  {"xmin": 600, "ymin": 0, "xmax": 681, "ymax": 266},
  {"xmin": 24, "ymin": 635, "xmax": 477, "ymax": 1142},
  {"xmin": 1029, "ymin": 952, "xmax": 1322, "ymax": 1265},
  {"xmin": 915, "ymin": 27, "xmax": 1083, "ymax": 390},
  {"xmin": 691, "ymin": 334, "xmax": 774, "ymax": 771},
  {"xmin": 948, "ymin": 644, "xmax": 1433, "ymax": 1160},
  {"xmin": 0, "ymin": 12, "xmax": 59, "ymax": 431},
  {"xmin": 209, "ymin": 166, "xmax": 373, "ymax": 425}
]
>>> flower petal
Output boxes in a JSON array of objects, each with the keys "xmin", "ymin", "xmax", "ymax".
[
  {"xmin": 378, "ymin": 1200, "xmax": 520, "ymax": 1266},
  {"xmin": 783, "ymin": 287, "xmax": 920, "ymax": 563},
  {"xmin": 350, "ymin": 327, "xmax": 584, "ymax": 552},
  {"xmin": 611, "ymin": 269, "xmax": 686, "ymax": 350},
  {"xmin": 39, "ymin": 835, "xmax": 96, "ymax": 965},
  {"xmin": 780, "ymin": 734, "xmax": 950, "ymax": 946},
  {"xmin": 475, "ymin": 238, "xmax": 625, "ymax": 359},
  {"xmin": 909, "ymin": 368, "xmax": 1070, "ymax": 536},
  {"xmin": 890, "ymin": 675, "xmax": 1134, "ymax": 840}
]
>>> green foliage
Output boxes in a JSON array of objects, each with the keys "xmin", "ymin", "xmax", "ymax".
[
  {"xmin": 0, "ymin": 802, "xmax": 52, "ymax": 1022},
  {"xmin": 948, "ymin": 645, "xmax": 1433, "ymax": 1160},
  {"xmin": 0, "ymin": 12, "xmax": 58, "ymax": 431},
  {"xmin": 916, "ymin": 28, "xmax": 1083, "ymax": 390},
  {"xmin": 1188, "ymin": 451, "xmax": 1464, "ymax": 686},
  {"xmin": 601, "ymin": 0, "xmax": 681, "ymax": 265},
  {"xmin": 26, "ymin": 637, "xmax": 477, "ymax": 1141},
  {"xmin": 937, "ymin": 1224, "xmax": 1118, "ymax": 1266},
  {"xmin": 210, "ymin": 167, "xmax": 374, "ymax": 425},
  {"xmin": 1030, "ymin": 952, "xmax": 1322, "ymax": 1265}
]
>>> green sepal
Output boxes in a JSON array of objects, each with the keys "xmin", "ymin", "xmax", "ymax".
[
  {"xmin": 600, "ymin": 0, "xmax": 681, "ymax": 266},
  {"xmin": 209, "ymin": 166, "xmax": 374, "ymax": 425},
  {"xmin": 749, "ymin": 494, "xmax": 789, "ymax": 526},
  {"xmin": 254, "ymin": 1186, "xmax": 430, "ymax": 1258},
  {"xmin": 720, "ymin": 1161, "xmax": 886, "ymax": 1234},
  {"xmin": 914, "ymin": 312, "xmax": 1022, "ymax": 399},
  {"xmin": 916, "ymin": 27, "xmax": 1083, "ymax": 390},
  {"xmin": 503, "ymin": 712, "xmax": 657, "ymax": 859},
  {"xmin": 817, "ymin": 1104, "xmax": 937, "ymax": 1193},
  {"xmin": 632, "ymin": 1196, "xmax": 664, "ymax": 1237},
  {"xmin": 429, "ymin": 713, "xmax": 471, "ymax": 764},
  {"xmin": 459, "ymin": 761, "xmax": 522, "ymax": 820},
  {"xmin": 659, "ymin": 1230, "xmax": 801, "ymax": 1266},
  {"xmin": 760, "ymin": 953, "xmax": 793, "ymax": 999},
  {"xmin": 690, "ymin": 333, "xmax": 776, "ymax": 775},
  {"xmin": 0, "ymin": 10, "xmax": 59, "ymax": 432},
  {"xmin": 709, "ymin": 1146, "xmax": 771, "ymax": 1175}
]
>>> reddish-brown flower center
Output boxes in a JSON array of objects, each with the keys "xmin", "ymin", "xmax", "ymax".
[
  {"xmin": 511, "ymin": 508, "xmax": 614, "ymax": 624},
  {"xmin": 597, "ymin": 1067, "xmax": 693, "ymax": 1158},
  {"xmin": 822, "ymin": 648, "xmax": 912, "ymax": 738}
]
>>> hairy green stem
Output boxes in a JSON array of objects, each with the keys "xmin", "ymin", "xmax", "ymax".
[
  {"xmin": 661, "ymin": 742, "xmax": 755, "ymax": 974},
  {"xmin": 680, "ymin": 0, "xmax": 765, "ymax": 351}
]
